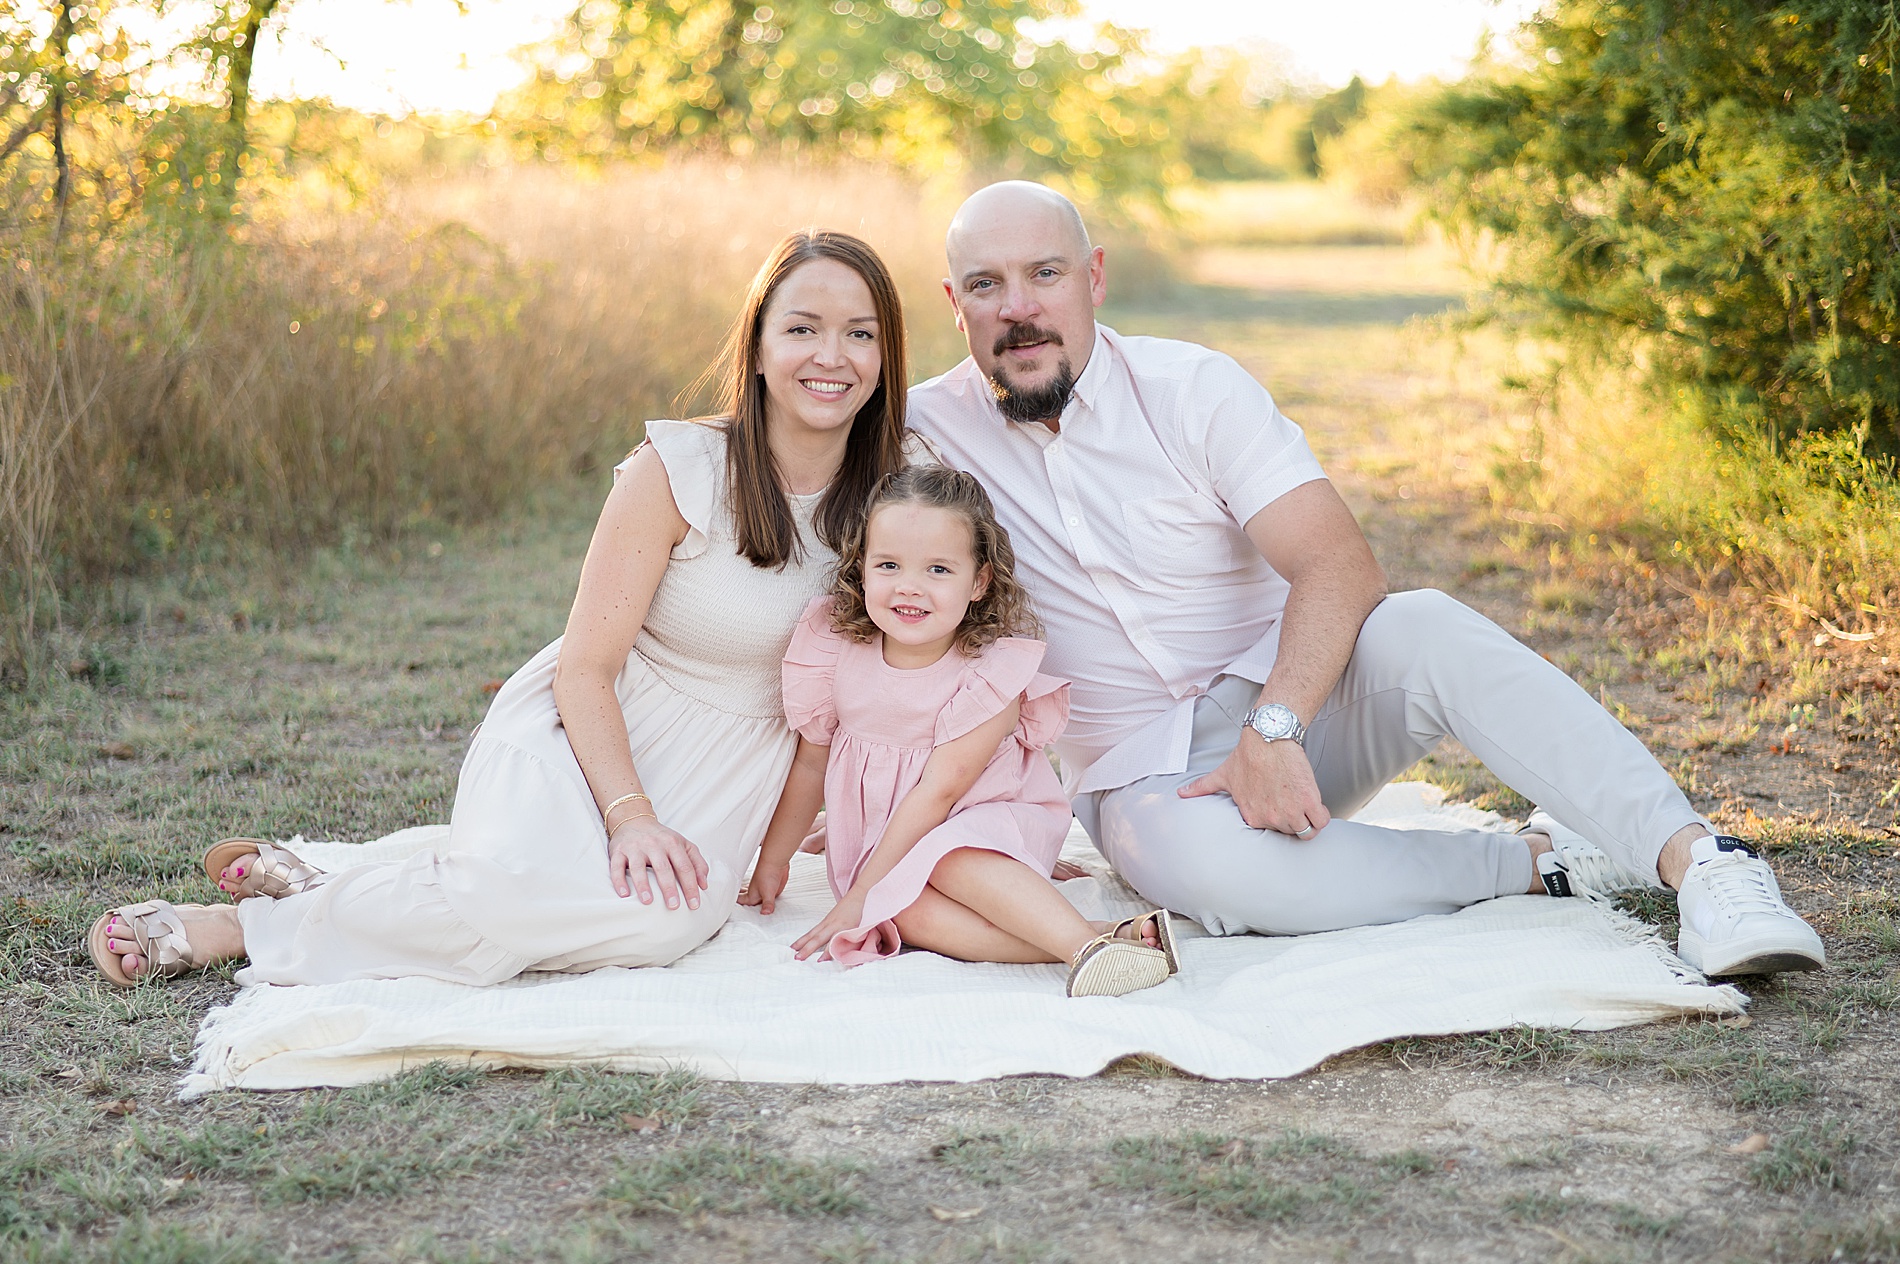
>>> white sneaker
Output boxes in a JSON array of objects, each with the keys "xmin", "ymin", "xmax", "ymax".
[
  {"xmin": 1522, "ymin": 810, "xmax": 1651, "ymax": 898},
  {"xmin": 1676, "ymin": 835, "xmax": 1826, "ymax": 977}
]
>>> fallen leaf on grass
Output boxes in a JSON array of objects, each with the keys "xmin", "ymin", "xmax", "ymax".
[
  {"xmin": 1719, "ymin": 1015, "xmax": 1753, "ymax": 1029},
  {"xmin": 618, "ymin": 1113, "xmax": 660, "ymax": 1133},
  {"xmin": 481, "ymin": 679, "xmax": 505, "ymax": 696},
  {"xmin": 101, "ymin": 1099, "xmax": 136, "ymax": 1116},
  {"xmin": 99, "ymin": 742, "xmax": 137, "ymax": 760},
  {"xmin": 929, "ymin": 1205, "xmax": 984, "ymax": 1222},
  {"xmin": 160, "ymin": 688, "xmax": 188, "ymax": 700},
  {"xmin": 1212, "ymin": 1139, "xmax": 1247, "ymax": 1160},
  {"xmin": 1728, "ymin": 1133, "xmax": 1770, "ymax": 1155}
]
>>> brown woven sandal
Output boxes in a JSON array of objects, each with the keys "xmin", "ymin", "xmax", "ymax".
[
  {"xmin": 87, "ymin": 900, "xmax": 220, "ymax": 987},
  {"xmin": 202, "ymin": 839, "xmax": 329, "ymax": 900}
]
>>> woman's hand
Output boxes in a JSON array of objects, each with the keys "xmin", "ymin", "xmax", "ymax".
[
  {"xmin": 792, "ymin": 892, "xmax": 867, "ymax": 961},
  {"xmin": 738, "ymin": 858, "xmax": 790, "ymax": 915},
  {"xmin": 608, "ymin": 817, "xmax": 710, "ymax": 909}
]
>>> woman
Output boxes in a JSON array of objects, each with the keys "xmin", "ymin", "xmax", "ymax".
[{"xmin": 89, "ymin": 230, "xmax": 915, "ymax": 986}]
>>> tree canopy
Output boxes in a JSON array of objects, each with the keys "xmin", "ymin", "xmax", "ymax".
[
  {"xmin": 496, "ymin": 0, "xmax": 1184, "ymax": 208},
  {"xmin": 1399, "ymin": 0, "xmax": 1899, "ymax": 454}
]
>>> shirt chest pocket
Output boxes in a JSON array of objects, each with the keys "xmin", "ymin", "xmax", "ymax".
[{"xmin": 1118, "ymin": 494, "xmax": 1256, "ymax": 591}]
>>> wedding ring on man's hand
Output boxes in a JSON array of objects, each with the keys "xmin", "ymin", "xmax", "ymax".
[{"xmin": 1293, "ymin": 824, "xmax": 1316, "ymax": 838}]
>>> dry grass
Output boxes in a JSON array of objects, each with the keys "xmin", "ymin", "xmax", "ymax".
[
  {"xmin": 0, "ymin": 159, "xmax": 961, "ymax": 683},
  {"xmin": 1170, "ymin": 179, "xmax": 1412, "ymax": 247}
]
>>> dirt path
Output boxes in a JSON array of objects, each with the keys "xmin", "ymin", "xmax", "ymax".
[{"xmin": 2, "ymin": 244, "xmax": 1895, "ymax": 1263}]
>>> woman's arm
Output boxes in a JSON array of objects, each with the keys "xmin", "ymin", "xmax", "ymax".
[
  {"xmin": 551, "ymin": 445, "xmax": 709, "ymax": 910},
  {"xmin": 739, "ymin": 736, "xmax": 829, "ymax": 915},
  {"xmin": 791, "ymin": 700, "xmax": 1019, "ymax": 959}
]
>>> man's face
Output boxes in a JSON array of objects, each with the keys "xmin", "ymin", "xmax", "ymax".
[{"xmin": 944, "ymin": 205, "xmax": 1106, "ymax": 424}]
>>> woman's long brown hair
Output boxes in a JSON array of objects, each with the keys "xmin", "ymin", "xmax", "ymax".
[{"xmin": 695, "ymin": 231, "xmax": 909, "ymax": 569}]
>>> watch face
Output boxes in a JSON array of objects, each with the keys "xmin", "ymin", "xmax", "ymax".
[{"xmin": 1250, "ymin": 704, "xmax": 1300, "ymax": 740}]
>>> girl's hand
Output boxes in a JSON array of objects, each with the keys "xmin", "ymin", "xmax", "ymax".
[
  {"xmin": 1051, "ymin": 859, "xmax": 1089, "ymax": 882},
  {"xmin": 738, "ymin": 858, "xmax": 790, "ymax": 915},
  {"xmin": 607, "ymin": 817, "xmax": 710, "ymax": 910},
  {"xmin": 792, "ymin": 893, "xmax": 867, "ymax": 961}
]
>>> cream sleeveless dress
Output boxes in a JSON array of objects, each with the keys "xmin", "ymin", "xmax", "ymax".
[{"xmin": 238, "ymin": 420, "xmax": 838, "ymax": 985}]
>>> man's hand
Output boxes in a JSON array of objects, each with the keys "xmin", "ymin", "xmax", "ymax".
[{"xmin": 1178, "ymin": 729, "xmax": 1331, "ymax": 838}]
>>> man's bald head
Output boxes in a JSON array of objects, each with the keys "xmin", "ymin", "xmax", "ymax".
[
  {"xmin": 939, "ymin": 181, "xmax": 1106, "ymax": 427},
  {"xmin": 945, "ymin": 181, "xmax": 1091, "ymax": 276}
]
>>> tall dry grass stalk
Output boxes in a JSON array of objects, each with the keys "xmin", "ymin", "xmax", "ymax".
[
  {"xmin": 0, "ymin": 277, "xmax": 97, "ymax": 677},
  {"xmin": 0, "ymin": 159, "xmax": 959, "ymax": 680}
]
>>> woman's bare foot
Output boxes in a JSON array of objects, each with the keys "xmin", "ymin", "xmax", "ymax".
[{"xmin": 102, "ymin": 903, "xmax": 244, "ymax": 978}]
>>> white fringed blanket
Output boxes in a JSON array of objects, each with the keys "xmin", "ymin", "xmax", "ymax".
[{"xmin": 180, "ymin": 784, "xmax": 1744, "ymax": 1097}]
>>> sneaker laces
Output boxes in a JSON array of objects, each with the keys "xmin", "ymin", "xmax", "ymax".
[
  {"xmin": 1690, "ymin": 853, "xmax": 1786, "ymax": 918},
  {"xmin": 1547, "ymin": 841, "xmax": 1647, "ymax": 895}
]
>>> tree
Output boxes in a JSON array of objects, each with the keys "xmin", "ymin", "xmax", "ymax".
[
  {"xmin": 1398, "ymin": 0, "xmax": 1900, "ymax": 453},
  {"xmin": 0, "ymin": 0, "xmax": 298, "ymax": 234},
  {"xmin": 498, "ymin": 0, "xmax": 1181, "ymax": 210}
]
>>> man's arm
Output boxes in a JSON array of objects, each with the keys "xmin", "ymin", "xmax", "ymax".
[{"xmin": 1177, "ymin": 479, "xmax": 1386, "ymax": 835}]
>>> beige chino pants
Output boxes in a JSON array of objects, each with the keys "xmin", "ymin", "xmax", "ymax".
[{"xmin": 1074, "ymin": 589, "xmax": 1706, "ymax": 936}]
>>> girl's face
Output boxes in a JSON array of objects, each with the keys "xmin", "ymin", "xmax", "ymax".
[
  {"xmin": 756, "ymin": 258, "xmax": 882, "ymax": 442},
  {"xmin": 862, "ymin": 501, "xmax": 991, "ymax": 663}
]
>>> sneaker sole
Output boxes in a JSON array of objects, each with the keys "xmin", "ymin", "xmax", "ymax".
[{"xmin": 1678, "ymin": 929, "xmax": 1826, "ymax": 977}]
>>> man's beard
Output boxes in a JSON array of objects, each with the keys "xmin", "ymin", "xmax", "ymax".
[{"xmin": 986, "ymin": 323, "xmax": 1076, "ymax": 425}]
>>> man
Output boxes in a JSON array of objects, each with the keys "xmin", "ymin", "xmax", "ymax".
[{"xmin": 906, "ymin": 180, "xmax": 1825, "ymax": 977}]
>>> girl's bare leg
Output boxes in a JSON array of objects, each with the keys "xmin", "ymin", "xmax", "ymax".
[
  {"xmin": 893, "ymin": 886, "xmax": 1058, "ymax": 963},
  {"xmin": 916, "ymin": 847, "xmax": 1157, "ymax": 963}
]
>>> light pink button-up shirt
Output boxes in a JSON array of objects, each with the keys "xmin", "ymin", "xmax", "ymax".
[{"xmin": 909, "ymin": 324, "xmax": 1328, "ymax": 795}]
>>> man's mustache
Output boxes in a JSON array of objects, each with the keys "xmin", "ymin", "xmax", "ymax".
[{"xmin": 993, "ymin": 324, "xmax": 1064, "ymax": 357}]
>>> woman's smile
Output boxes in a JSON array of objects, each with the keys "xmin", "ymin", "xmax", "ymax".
[{"xmin": 801, "ymin": 377, "xmax": 855, "ymax": 399}]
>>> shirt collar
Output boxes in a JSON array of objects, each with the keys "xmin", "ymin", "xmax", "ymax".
[{"xmin": 1065, "ymin": 324, "xmax": 1112, "ymax": 417}]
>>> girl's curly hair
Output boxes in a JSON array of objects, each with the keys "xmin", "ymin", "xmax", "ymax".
[{"xmin": 829, "ymin": 466, "xmax": 1041, "ymax": 656}]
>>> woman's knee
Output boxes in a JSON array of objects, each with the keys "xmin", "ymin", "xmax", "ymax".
[{"xmin": 644, "ymin": 858, "xmax": 739, "ymax": 962}]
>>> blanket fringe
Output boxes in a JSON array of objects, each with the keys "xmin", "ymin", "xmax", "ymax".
[{"xmin": 1590, "ymin": 897, "xmax": 1749, "ymax": 1014}]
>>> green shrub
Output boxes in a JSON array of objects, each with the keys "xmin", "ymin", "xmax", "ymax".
[{"xmin": 1398, "ymin": 0, "xmax": 1900, "ymax": 455}]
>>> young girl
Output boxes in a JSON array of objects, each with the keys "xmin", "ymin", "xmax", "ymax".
[{"xmin": 739, "ymin": 466, "xmax": 1180, "ymax": 997}]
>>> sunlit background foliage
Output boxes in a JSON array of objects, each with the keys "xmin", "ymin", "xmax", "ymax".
[{"xmin": 1, "ymin": 0, "xmax": 1896, "ymax": 680}]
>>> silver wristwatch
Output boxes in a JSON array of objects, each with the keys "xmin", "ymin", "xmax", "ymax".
[{"xmin": 1242, "ymin": 701, "xmax": 1307, "ymax": 747}]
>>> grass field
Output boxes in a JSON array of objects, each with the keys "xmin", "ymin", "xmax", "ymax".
[{"xmin": 4, "ymin": 211, "xmax": 1898, "ymax": 1261}]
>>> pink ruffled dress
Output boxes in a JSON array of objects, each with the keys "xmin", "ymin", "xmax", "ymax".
[{"xmin": 781, "ymin": 596, "xmax": 1073, "ymax": 966}]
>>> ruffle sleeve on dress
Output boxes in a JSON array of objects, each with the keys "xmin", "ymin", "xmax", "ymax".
[
  {"xmin": 780, "ymin": 596, "xmax": 843, "ymax": 745},
  {"xmin": 933, "ymin": 638, "xmax": 1071, "ymax": 750},
  {"xmin": 617, "ymin": 419, "xmax": 725, "ymax": 561}
]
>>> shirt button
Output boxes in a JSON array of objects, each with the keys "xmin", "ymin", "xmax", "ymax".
[{"xmin": 1068, "ymin": 516, "xmax": 1080, "ymax": 527}]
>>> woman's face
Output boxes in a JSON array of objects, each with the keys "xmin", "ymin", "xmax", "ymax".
[{"xmin": 756, "ymin": 258, "xmax": 882, "ymax": 442}]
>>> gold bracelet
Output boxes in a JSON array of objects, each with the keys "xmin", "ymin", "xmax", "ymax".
[
  {"xmin": 601, "ymin": 791, "xmax": 651, "ymax": 830},
  {"xmin": 609, "ymin": 811, "xmax": 657, "ymax": 835}
]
